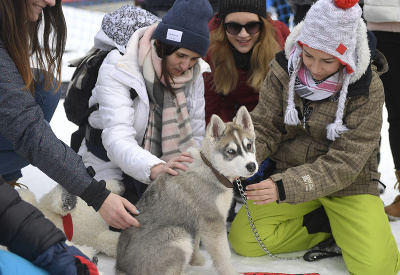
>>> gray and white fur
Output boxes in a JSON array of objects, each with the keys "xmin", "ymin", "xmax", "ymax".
[{"xmin": 115, "ymin": 106, "xmax": 258, "ymax": 275}]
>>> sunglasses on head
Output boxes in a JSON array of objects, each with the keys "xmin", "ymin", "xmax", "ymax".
[{"xmin": 223, "ymin": 21, "xmax": 263, "ymax": 35}]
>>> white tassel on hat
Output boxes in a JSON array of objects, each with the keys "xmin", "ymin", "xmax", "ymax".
[
  {"xmin": 284, "ymin": 50, "xmax": 301, "ymax": 126},
  {"xmin": 326, "ymin": 73, "xmax": 351, "ymax": 140}
]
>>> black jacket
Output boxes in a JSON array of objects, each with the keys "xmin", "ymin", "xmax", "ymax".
[{"xmin": 0, "ymin": 179, "xmax": 66, "ymax": 261}]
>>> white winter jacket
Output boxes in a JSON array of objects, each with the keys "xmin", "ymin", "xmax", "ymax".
[
  {"xmin": 363, "ymin": 0, "xmax": 400, "ymax": 23},
  {"xmin": 78, "ymin": 25, "xmax": 210, "ymax": 183}
]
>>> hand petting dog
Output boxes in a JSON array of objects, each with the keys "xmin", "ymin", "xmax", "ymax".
[{"xmin": 149, "ymin": 152, "xmax": 193, "ymax": 180}]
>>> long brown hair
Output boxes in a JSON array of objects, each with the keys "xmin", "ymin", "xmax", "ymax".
[
  {"xmin": 154, "ymin": 39, "xmax": 180, "ymax": 94},
  {"xmin": 0, "ymin": 0, "xmax": 66, "ymax": 95},
  {"xmin": 208, "ymin": 16, "xmax": 280, "ymax": 95}
]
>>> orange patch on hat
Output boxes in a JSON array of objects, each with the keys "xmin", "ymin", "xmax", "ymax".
[{"xmin": 336, "ymin": 43, "xmax": 347, "ymax": 55}]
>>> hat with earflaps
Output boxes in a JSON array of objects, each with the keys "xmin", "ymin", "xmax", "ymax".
[{"xmin": 283, "ymin": 0, "xmax": 371, "ymax": 141}]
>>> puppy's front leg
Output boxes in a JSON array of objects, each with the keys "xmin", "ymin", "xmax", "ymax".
[
  {"xmin": 189, "ymin": 233, "xmax": 205, "ymax": 266},
  {"xmin": 200, "ymin": 223, "xmax": 240, "ymax": 275}
]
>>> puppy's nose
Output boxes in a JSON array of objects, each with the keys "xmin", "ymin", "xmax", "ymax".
[{"xmin": 246, "ymin": 162, "xmax": 256, "ymax": 173}]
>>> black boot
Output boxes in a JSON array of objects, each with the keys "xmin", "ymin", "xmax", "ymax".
[{"xmin": 303, "ymin": 236, "xmax": 342, "ymax": 261}]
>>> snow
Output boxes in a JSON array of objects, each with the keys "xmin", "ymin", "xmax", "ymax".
[
  {"xmin": 17, "ymin": 5, "xmax": 400, "ymax": 275},
  {"xmin": 21, "ymin": 98, "xmax": 399, "ymax": 275}
]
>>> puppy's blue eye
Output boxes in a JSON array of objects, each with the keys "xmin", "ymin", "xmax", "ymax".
[{"xmin": 228, "ymin": 149, "xmax": 236, "ymax": 154}]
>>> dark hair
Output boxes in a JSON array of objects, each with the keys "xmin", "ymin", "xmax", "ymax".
[
  {"xmin": 0, "ymin": 0, "xmax": 66, "ymax": 94},
  {"xmin": 154, "ymin": 39, "xmax": 180, "ymax": 94}
]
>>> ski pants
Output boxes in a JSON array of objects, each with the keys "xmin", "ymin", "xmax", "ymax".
[{"xmin": 229, "ymin": 194, "xmax": 400, "ymax": 275}]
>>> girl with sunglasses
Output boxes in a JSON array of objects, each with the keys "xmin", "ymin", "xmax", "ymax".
[
  {"xmin": 228, "ymin": 0, "xmax": 400, "ymax": 273},
  {"xmin": 203, "ymin": 0, "xmax": 290, "ymax": 125},
  {"xmin": 204, "ymin": 0, "xmax": 290, "ymax": 222}
]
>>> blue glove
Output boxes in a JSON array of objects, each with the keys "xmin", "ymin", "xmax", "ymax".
[{"xmin": 32, "ymin": 242, "xmax": 99, "ymax": 275}]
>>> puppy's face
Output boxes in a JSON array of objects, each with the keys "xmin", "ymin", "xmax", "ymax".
[
  {"xmin": 213, "ymin": 123, "xmax": 257, "ymax": 179},
  {"xmin": 205, "ymin": 106, "xmax": 258, "ymax": 180}
]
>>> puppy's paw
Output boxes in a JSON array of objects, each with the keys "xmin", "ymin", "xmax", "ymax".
[{"xmin": 189, "ymin": 253, "xmax": 205, "ymax": 266}]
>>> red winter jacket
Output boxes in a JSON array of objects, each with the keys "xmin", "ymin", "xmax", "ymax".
[{"xmin": 204, "ymin": 14, "xmax": 290, "ymax": 124}]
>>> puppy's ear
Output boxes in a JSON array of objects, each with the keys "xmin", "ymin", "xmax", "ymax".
[
  {"xmin": 207, "ymin": 114, "xmax": 226, "ymax": 141},
  {"xmin": 234, "ymin": 106, "xmax": 254, "ymax": 134}
]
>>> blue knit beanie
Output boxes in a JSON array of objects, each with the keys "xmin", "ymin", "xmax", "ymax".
[{"xmin": 153, "ymin": 0, "xmax": 213, "ymax": 57}]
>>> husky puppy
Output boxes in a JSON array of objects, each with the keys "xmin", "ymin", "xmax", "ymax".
[{"xmin": 115, "ymin": 106, "xmax": 258, "ymax": 275}]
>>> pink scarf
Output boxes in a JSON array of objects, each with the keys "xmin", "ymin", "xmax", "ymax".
[{"xmin": 288, "ymin": 47, "xmax": 342, "ymax": 101}]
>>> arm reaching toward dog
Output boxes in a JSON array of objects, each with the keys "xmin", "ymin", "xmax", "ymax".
[
  {"xmin": 150, "ymin": 152, "xmax": 193, "ymax": 180},
  {"xmin": 244, "ymin": 178, "xmax": 279, "ymax": 205},
  {"xmin": 99, "ymin": 152, "xmax": 194, "ymax": 228},
  {"xmin": 99, "ymin": 193, "xmax": 141, "ymax": 229}
]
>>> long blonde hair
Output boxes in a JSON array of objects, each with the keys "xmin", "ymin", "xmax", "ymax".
[
  {"xmin": 208, "ymin": 16, "xmax": 280, "ymax": 95},
  {"xmin": 0, "ymin": 0, "xmax": 66, "ymax": 95}
]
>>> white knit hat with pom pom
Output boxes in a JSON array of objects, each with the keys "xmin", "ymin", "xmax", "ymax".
[{"xmin": 284, "ymin": 0, "xmax": 370, "ymax": 141}]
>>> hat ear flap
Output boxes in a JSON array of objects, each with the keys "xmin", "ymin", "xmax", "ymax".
[
  {"xmin": 350, "ymin": 19, "xmax": 370, "ymax": 83},
  {"xmin": 326, "ymin": 72, "xmax": 351, "ymax": 140},
  {"xmin": 284, "ymin": 45, "xmax": 302, "ymax": 126}
]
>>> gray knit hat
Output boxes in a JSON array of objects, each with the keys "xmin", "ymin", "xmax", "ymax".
[
  {"xmin": 153, "ymin": 0, "xmax": 213, "ymax": 57},
  {"xmin": 218, "ymin": 0, "xmax": 267, "ymax": 20},
  {"xmin": 284, "ymin": 0, "xmax": 370, "ymax": 141}
]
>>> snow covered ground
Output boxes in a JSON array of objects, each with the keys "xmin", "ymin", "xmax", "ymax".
[
  {"xmin": 20, "ymin": 98, "xmax": 399, "ymax": 275},
  {"xmin": 16, "ymin": 4, "xmax": 400, "ymax": 275}
]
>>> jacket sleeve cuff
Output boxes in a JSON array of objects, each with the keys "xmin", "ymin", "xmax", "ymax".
[{"xmin": 79, "ymin": 179, "xmax": 111, "ymax": 211}]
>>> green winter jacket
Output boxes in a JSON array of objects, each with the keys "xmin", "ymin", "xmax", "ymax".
[{"xmin": 251, "ymin": 47, "xmax": 388, "ymax": 205}]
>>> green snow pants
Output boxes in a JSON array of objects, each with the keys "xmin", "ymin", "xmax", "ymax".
[{"xmin": 229, "ymin": 194, "xmax": 400, "ymax": 275}]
